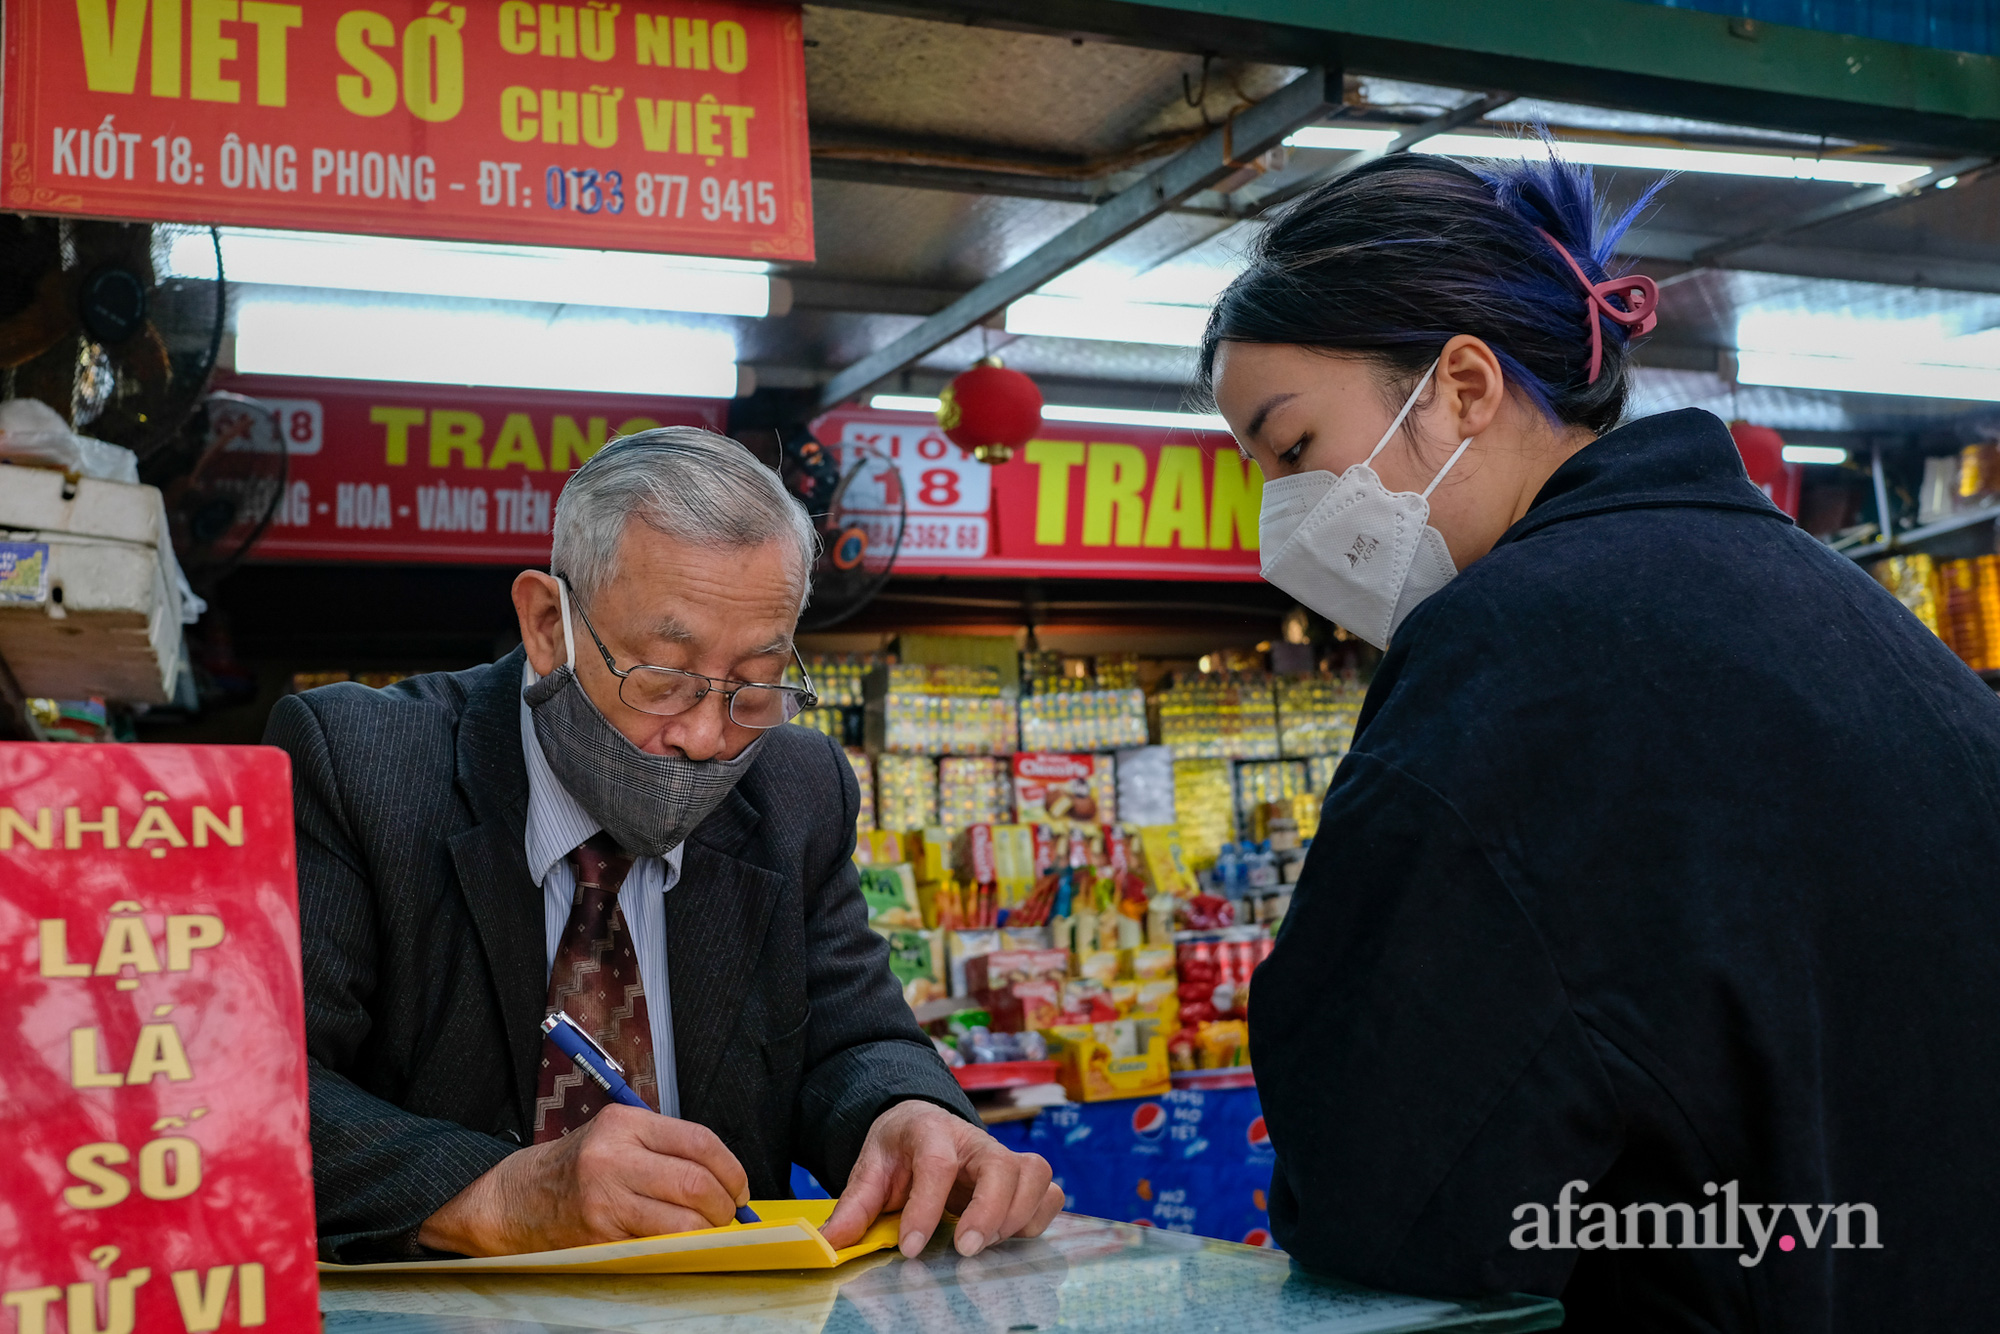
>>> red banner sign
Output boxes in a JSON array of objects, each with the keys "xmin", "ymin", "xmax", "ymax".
[
  {"xmin": 3, "ymin": 0, "xmax": 812, "ymax": 260},
  {"xmin": 812, "ymin": 409, "xmax": 1266, "ymax": 582},
  {"xmin": 1, "ymin": 742, "xmax": 318, "ymax": 1331},
  {"xmin": 222, "ymin": 373, "xmax": 725, "ymax": 564}
]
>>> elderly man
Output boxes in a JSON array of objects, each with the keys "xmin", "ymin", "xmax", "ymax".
[{"xmin": 271, "ymin": 427, "xmax": 1060, "ymax": 1262}]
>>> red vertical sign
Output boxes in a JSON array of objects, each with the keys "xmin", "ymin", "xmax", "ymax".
[{"xmin": 0, "ymin": 743, "xmax": 317, "ymax": 1331}]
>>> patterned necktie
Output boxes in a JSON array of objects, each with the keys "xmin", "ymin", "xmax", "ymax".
[{"xmin": 532, "ymin": 834, "xmax": 658, "ymax": 1142}]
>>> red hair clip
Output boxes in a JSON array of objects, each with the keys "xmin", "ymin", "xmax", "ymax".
[{"xmin": 1538, "ymin": 229, "xmax": 1659, "ymax": 384}]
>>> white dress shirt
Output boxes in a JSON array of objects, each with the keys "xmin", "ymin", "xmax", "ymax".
[{"xmin": 520, "ymin": 662, "xmax": 685, "ymax": 1118}]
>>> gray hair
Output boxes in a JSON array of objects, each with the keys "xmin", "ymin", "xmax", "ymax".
[{"xmin": 552, "ymin": 427, "xmax": 816, "ymax": 611}]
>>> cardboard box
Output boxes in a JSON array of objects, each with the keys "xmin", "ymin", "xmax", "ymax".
[
  {"xmin": 1044, "ymin": 1021, "xmax": 1173, "ymax": 1102},
  {"xmin": 965, "ymin": 948, "xmax": 1068, "ymax": 995},
  {"xmin": 985, "ymin": 979, "xmax": 1061, "ymax": 1032},
  {"xmin": 0, "ymin": 468, "xmax": 184, "ymax": 702},
  {"xmin": 1075, "ymin": 949, "xmax": 1123, "ymax": 986}
]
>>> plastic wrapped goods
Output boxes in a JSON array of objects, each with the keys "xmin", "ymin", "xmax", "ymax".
[
  {"xmin": 1116, "ymin": 745, "xmax": 1177, "ymax": 826},
  {"xmin": 1019, "ymin": 688, "xmax": 1148, "ymax": 752},
  {"xmin": 876, "ymin": 754, "xmax": 938, "ymax": 832}
]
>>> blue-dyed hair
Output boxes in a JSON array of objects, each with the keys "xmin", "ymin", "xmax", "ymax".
[{"xmin": 1196, "ymin": 147, "xmax": 1662, "ymax": 435}]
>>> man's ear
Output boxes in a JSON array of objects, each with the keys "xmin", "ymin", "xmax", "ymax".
[{"xmin": 513, "ymin": 571, "xmax": 565, "ymax": 677}]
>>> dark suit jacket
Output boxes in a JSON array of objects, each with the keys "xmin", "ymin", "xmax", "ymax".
[{"xmin": 266, "ymin": 647, "xmax": 976, "ymax": 1262}]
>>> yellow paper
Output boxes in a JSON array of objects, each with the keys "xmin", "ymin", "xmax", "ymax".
[{"xmin": 318, "ymin": 1199, "xmax": 902, "ymax": 1275}]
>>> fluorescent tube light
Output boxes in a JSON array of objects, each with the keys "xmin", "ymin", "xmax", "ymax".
[
  {"xmin": 176, "ymin": 229, "xmax": 773, "ymax": 317},
  {"xmin": 237, "ymin": 298, "xmax": 741, "ymax": 397},
  {"xmin": 1781, "ymin": 445, "xmax": 1850, "ymax": 465},
  {"xmin": 1043, "ymin": 404, "xmax": 1228, "ymax": 431},
  {"xmin": 1004, "ymin": 294, "xmax": 1209, "ymax": 347},
  {"xmin": 1735, "ymin": 351, "xmax": 2000, "ymax": 402},
  {"xmin": 1286, "ymin": 126, "xmax": 1931, "ymax": 186},
  {"xmin": 865, "ymin": 395, "xmax": 1227, "ymax": 432},
  {"xmin": 1284, "ymin": 128, "xmax": 1401, "ymax": 152}
]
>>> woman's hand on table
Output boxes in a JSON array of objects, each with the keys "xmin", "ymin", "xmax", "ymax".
[
  {"xmin": 820, "ymin": 1100, "xmax": 1065, "ymax": 1258},
  {"xmin": 416, "ymin": 1105, "xmax": 750, "ymax": 1255}
]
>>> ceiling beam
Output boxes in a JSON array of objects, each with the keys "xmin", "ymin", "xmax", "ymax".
[
  {"xmin": 1123, "ymin": 89, "xmax": 1517, "ymax": 280},
  {"xmin": 1662, "ymin": 158, "xmax": 1999, "ymax": 288},
  {"xmin": 816, "ymin": 0, "xmax": 2000, "ymax": 156},
  {"xmin": 814, "ymin": 66, "xmax": 1339, "ymax": 408}
]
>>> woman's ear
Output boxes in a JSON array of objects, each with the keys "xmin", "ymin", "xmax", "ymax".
[{"xmin": 1437, "ymin": 334, "xmax": 1507, "ymax": 439}]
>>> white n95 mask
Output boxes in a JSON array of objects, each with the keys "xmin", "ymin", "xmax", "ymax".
[{"xmin": 1257, "ymin": 361, "xmax": 1473, "ymax": 651}]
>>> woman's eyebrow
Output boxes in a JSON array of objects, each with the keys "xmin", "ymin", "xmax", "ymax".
[{"xmin": 1246, "ymin": 392, "xmax": 1299, "ymax": 442}]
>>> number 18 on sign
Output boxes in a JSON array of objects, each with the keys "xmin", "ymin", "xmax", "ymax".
[{"xmin": 0, "ymin": 744, "xmax": 316, "ymax": 1333}]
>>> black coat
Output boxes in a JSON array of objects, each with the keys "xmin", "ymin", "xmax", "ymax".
[
  {"xmin": 1252, "ymin": 409, "xmax": 2000, "ymax": 1331},
  {"xmin": 267, "ymin": 648, "xmax": 976, "ymax": 1262}
]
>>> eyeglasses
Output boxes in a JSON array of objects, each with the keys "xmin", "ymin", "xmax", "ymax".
[{"xmin": 558, "ymin": 575, "xmax": 818, "ymax": 729}]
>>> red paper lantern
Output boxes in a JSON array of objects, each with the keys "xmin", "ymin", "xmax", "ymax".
[
  {"xmin": 938, "ymin": 356, "xmax": 1043, "ymax": 463},
  {"xmin": 1729, "ymin": 420, "xmax": 1802, "ymax": 518}
]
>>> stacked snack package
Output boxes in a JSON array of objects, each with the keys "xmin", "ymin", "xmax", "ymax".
[
  {"xmin": 1871, "ymin": 555, "xmax": 1943, "ymax": 639},
  {"xmin": 1012, "ymin": 753, "xmax": 1116, "ymax": 825},
  {"xmin": 1938, "ymin": 555, "xmax": 2000, "ymax": 670},
  {"xmin": 1020, "ymin": 650, "xmax": 1087, "ymax": 695},
  {"xmin": 938, "ymin": 756, "xmax": 1013, "ymax": 831},
  {"xmin": 1154, "ymin": 674, "xmax": 1279, "ymax": 759},
  {"xmin": 875, "ymin": 754, "xmax": 938, "ymax": 832},
  {"xmin": 1307, "ymin": 754, "xmax": 1341, "ymax": 795},
  {"xmin": 1094, "ymin": 652, "xmax": 1141, "ymax": 689},
  {"xmin": 789, "ymin": 709, "xmax": 843, "ymax": 741},
  {"xmin": 846, "ymin": 748, "xmax": 876, "ymax": 832},
  {"xmin": 1172, "ymin": 759, "xmax": 1236, "ymax": 869},
  {"xmin": 1275, "ymin": 674, "xmax": 1368, "ymax": 757},
  {"xmin": 872, "ymin": 662, "xmax": 1021, "ymax": 755},
  {"xmin": 1235, "ymin": 760, "xmax": 1310, "ymax": 834},
  {"xmin": 791, "ymin": 653, "xmax": 873, "ymax": 706},
  {"xmin": 1019, "ymin": 689, "xmax": 1149, "ymax": 751},
  {"xmin": 860, "ymin": 863, "xmax": 947, "ymax": 1008}
]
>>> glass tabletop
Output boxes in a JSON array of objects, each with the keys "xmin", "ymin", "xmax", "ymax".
[{"xmin": 319, "ymin": 1214, "xmax": 1562, "ymax": 1334}]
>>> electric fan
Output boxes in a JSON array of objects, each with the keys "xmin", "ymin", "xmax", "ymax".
[{"xmin": 783, "ymin": 436, "xmax": 907, "ymax": 631}]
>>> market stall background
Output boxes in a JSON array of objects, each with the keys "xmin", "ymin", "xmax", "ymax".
[{"xmin": 11, "ymin": 0, "xmax": 2000, "ymax": 1257}]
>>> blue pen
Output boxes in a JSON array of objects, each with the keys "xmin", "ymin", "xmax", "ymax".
[{"xmin": 541, "ymin": 1011, "xmax": 761, "ymax": 1225}]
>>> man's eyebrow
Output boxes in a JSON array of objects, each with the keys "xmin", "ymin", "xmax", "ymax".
[
  {"xmin": 750, "ymin": 635, "xmax": 794, "ymax": 658},
  {"xmin": 652, "ymin": 616, "xmax": 702, "ymax": 646},
  {"xmin": 1246, "ymin": 392, "xmax": 1299, "ymax": 444}
]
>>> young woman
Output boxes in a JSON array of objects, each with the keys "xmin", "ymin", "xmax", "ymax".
[{"xmin": 1208, "ymin": 153, "xmax": 2000, "ymax": 1331}]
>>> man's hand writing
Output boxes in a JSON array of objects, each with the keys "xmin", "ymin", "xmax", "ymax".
[
  {"xmin": 820, "ymin": 1100, "xmax": 1064, "ymax": 1258},
  {"xmin": 417, "ymin": 1106, "xmax": 750, "ymax": 1256}
]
